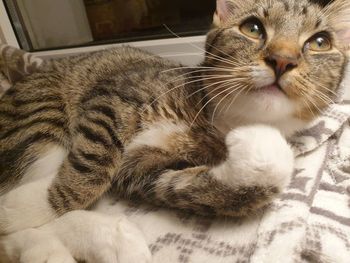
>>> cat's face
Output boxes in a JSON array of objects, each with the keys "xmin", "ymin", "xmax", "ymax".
[{"xmin": 204, "ymin": 0, "xmax": 350, "ymax": 124}]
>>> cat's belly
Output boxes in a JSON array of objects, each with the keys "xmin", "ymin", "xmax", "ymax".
[{"xmin": 0, "ymin": 145, "xmax": 67, "ymax": 234}]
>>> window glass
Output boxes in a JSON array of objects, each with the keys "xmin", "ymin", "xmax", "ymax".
[{"xmin": 4, "ymin": 0, "xmax": 215, "ymax": 51}]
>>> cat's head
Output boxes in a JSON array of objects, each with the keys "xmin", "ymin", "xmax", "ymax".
[{"xmin": 204, "ymin": 0, "xmax": 350, "ymax": 129}]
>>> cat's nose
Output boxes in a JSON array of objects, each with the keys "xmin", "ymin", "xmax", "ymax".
[{"xmin": 264, "ymin": 54, "xmax": 298, "ymax": 78}]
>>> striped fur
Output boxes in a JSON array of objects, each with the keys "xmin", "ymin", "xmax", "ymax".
[{"xmin": 0, "ymin": 0, "xmax": 349, "ymax": 234}]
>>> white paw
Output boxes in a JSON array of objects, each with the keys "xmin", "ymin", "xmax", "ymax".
[
  {"xmin": 116, "ymin": 218, "xmax": 152, "ymax": 263},
  {"xmin": 213, "ymin": 124, "xmax": 294, "ymax": 192},
  {"xmin": 1, "ymin": 228, "xmax": 75, "ymax": 263},
  {"xmin": 21, "ymin": 247, "xmax": 76, "ymax": 263},
  {"xmin": 86, "ymin": 217, "xmax": 152, "ymax": 263},
  {"xmin": 52, "ymin": 211, "xmax": 151, "ymax": 263}
]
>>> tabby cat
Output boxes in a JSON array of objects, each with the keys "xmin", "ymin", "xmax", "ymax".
[{"xmin": 0, "ymin": 0, "xmax": 349, "ymax": 262}]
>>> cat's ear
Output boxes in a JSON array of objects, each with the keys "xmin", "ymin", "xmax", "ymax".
[
  {"xmin": 213, "ymin": 0, "xmax": 235, "ymax": 26},
  {"xmin": 324, "ymin": 0, "xmax": 350, "ymax": 49}
]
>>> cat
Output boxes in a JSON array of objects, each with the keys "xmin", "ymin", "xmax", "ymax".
[{"xmin": 0, "ymin": 0, "xmax": 349, "ymax": 262}]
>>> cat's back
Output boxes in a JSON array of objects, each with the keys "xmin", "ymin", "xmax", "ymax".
[
  {"xmin": 46, "ymin": 46, "xmax": 186, "ymax": 106},
  {"xmin": 1, "ymin": 45, "xmax": 182, "ymax": 100},
  {"xmin": 0, "ymin": 46, "xmax": 186, "ymax": 119},
  {"xmin": 57, "ymin": 46, "xmax": 183, "ymax": 87},
  {"xmin": 0, "ymin": 46, "xmax": 189, "ymax": 145},
  {"xmin": 0, "ymin": 46, "xmax": 192, "ymax": 190}
]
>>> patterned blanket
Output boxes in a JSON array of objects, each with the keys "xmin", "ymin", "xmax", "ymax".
[{"xmin": 1, "ymin": 44, "xmax": 350, "ymax": 263}]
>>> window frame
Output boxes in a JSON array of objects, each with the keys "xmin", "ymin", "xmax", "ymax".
[
  {"xmin": 0, "ymin": 0, "xmax": 206, "ymax": 65},
  {"xmin": 0, "ymin": 0, "xmax": 19, "ymax": 47}
]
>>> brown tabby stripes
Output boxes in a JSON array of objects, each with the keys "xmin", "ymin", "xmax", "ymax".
[{"xmin": 1, "ymin": 0, "xmax": 349, "ymax": 219}]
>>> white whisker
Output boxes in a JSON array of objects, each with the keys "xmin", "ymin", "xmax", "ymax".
[
  {"xmin": 191, "ymin": 86, "xmax": 239, "ymax": 126},
  {"xmin": 194, "ymin": 80, "xmax": 244, "ymax": 107},
  {"xmin": 163, "ymin": 24, "xmax": 243, "ymax": 67},
  {"xmin": 210, "ymin": 85, "xmax": 243, "ymax": 124},
  {"xmin": 223, "ymin": 84, "xmax": 250, "ymax": 114}
]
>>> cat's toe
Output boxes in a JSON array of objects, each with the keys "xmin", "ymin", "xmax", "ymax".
[
  {"xmin": 83, "ymin": 215, "xmax": 151, "ymax": 263},
  {"xmin": 116, "ymin": 218, "xmax": 152, "ymax": 263},
  {"xmin": 42, "ymin": 253, "xmax": 76, "ymax": 263},
  {"xmin": 20, "ymin": 243, "xmax": 76, "ymax": 263}
]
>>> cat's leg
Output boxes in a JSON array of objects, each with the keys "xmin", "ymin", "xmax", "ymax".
[
  {"xmin": 47, "ymin": 109, "xmax": 123, "ymax": 216},
  {"xmin": 1, "ymin": 108, "xmax": 123, "ymax": 233},
  {"xmin": 0, "ymin": 210, "xmax": 151, "ymax": 263},
  {"xmin": 1, "ymin": 103, "xmax": 123, "ymax": 234},
  {"xmin": 113, "ymin": 124, "xmax": 294, "ymax": 216}
]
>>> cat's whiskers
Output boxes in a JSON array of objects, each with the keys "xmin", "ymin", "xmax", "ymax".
[
  {"xmin": 161, "ymin": 66, "xmax": 233, "ymax": 74},
  {"xmin": 300, "ymin": 90, "xmax": 318, "ymax": 118},
  {"xmin": 223, "ymin": 82, "xmax": 253, "ymax": 115},
  {"xmin": 297, "ymin": 78, "xmax": 334, "ymax": 104},
  {"xmin": 160, "ymin": 66, "xmax": 245, "ymax": 86},
  {"xmin": 296, "ymin": 78, "xmax": 324, "ymax": 115},
  {"xmin": 211, "ymin": 73, "xmax": 253, "ymax": 118},
  {"xmin": 297, "ymin": 87, "xmax": 316, "ymax": 118},
  {"xmin": 178, "ymin": 74, "xmax": 246, "ymax": 90},
  {"xmin": 194, "ymin": 79, "xmax": 247, "ymax": 107},
  {"xmin": 163, "ymin": 24, "xmax": 242, "ymax": 67},
  {"xmin": 163, "ymin": 24, "xmax": 241, "ymax": 64},
  {"xmin": 312, "ymin": 89, "xmax": 334, "ymax": 105},
  {"xmin": 204, "ymin": 53, "xmax": 242, "ymax": 67},
  {"xmin": 301, "ymin": 77, "xmax": 336, "ymax": 105},
  {"xmin": 173, "ymin": 73, "xmax": 247, "ymax": 97},
  {"xmin": 163, "ymin": 66, "xmax": 251, "ymax": 80},
  {"xmin": 191, "ymin": 84, "xmax": 245, "ymax": 127},
  {"xmin": 153, "ymin": 66, "xmax": 252, "ymax": 109},
  {"xmin": 161, "ymin": 65, "xmax": 252, "ymax": 93},
  {"xmin": 220, "ymin": 89, "xmax": 242, "ymax": 115},
  {"xmin": 194, "ymin": 83, "xmax": 237, "ymax": 109},
  {"xmin": 161, "ymin": 67, "xmax": 235, "ymax": 85},
  {"xmin": 186, "ymin": 78, "xmax": 241, "ymax": 101},
  {"xmin": 127, "ymin": 50, "xmax": 238, "ymax": 75},
  {"xmin": 210, "ymin": 84, "xmax": 244, "ymax": 124},
  {"xmin": 307, "ymin": 75, "xmax": 338, "ymax": 97},
  {"xmin": 292, "ymin": 78, "xmax": 317, "ymax": 117},
  {"xmin": 305, "ymin": 95, "xmax": 323, "ymax": 115},
  {"xmin": 142, "ymin": 75, "xmax": 240, "ymax": 113},
  {"xmin": 181, "ymin": 74, "xmax": 244, "ymax": 81}
]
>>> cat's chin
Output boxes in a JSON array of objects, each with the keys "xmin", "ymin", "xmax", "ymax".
[
  {"xmin": 214, "ymin": 91, "xmax": 307, "ymax": 137},
  {"xmin": 233, "ymin": 90, "xmax": 294, "ymax": 121}
]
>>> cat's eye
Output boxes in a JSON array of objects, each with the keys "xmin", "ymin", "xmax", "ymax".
[
  {"xmin": 306, "ymin": 34, "xmax": 332, "ymax": 52},
  {"xmin": 239, "ymin": 18, "xmax": 265, "ymax": 40}
]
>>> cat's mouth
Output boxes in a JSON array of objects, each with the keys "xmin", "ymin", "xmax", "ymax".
[{"xmin": 253, "ymin": 83, "xmax": 286, "ymax": 96}]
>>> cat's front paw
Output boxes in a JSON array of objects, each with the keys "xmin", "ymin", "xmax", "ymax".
[
  {"xmin": 0, "ymin": 228, "xmax": 76, "ymax": 263},
  {"xmin": 20, "ymin": 246, "xmax": 76, "ymax": 263},
  {"xmin": 115, "ymin": 217, "xmax": 152, "ymax": 263},
  {"xmin": 54, "ymin": 211, "xmax": 152, "ymax": 263},
  {"xmin": 214, "ymin": 124, "xmax": 294, "ymax": 195},
  {"xmin": 86, "ymin": 216, "xmax": 152, "ymax": 263},
  {"xmin": 87, "ymin": 217, "xmax": 152, "ymax": 263}
]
